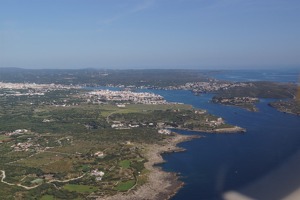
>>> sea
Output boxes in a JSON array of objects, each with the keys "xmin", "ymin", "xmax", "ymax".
[
  {"xmin": 207, "ymin": 69, "xmax": 300, "ymax": 84},
  {"xmin": 142, "ymin": 70, "xmax": 300, "ymax": 200},
  {"xmin": 90, "ymin": 69, "xmax": 300, "ymax": 200}
]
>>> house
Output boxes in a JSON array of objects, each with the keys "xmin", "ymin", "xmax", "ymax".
[
  {"xmin": 91, "ymin": 169, "xmax": 105, "ymax": 181},
  {"xmin": 158, "ymin": 129, "xmax": 171, "ymax": 135},
  {"xmin": 94, "ymin": 151, "xmax": 104, "ymax": 158},
  {"xmin": 129, "ymin": 124, "xmax": 139, "ymax": 128},
  {"xmin": 117, "ymin": 104, "xmax": 126, "ymax": 108}
]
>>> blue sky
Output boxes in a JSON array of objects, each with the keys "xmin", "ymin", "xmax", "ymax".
[{"xmin": 0, "ymin": 0, "xmax": 300, "ymax": 69}]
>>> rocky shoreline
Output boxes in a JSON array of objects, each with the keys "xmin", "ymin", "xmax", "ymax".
[
  {"xmin": 100, "ymin": 133, "xmax": 200, "ymax": 200},
  {"xmin": 100, "ymin": 125, "xmax": 245, "ymax": 200},
  {"xmin": 173, "ymin": 126, "xmax": 246, "ymax": 134},
  {"xmin": 211, "ymin": 126, "xmax": 246, "ymax": 133}
]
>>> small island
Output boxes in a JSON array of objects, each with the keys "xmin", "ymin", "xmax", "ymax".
[{"xmin": 212, "ymin": 96, "xmax": 259, "ymax": 112}]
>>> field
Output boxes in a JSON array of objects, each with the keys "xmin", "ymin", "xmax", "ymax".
[
  {"xmin": 63, "ymin": 184, "xmax": 98, "ymax": 193},
  {"xmin": 40, "ymin": 195, "xmax": 55, "ymax": 200},
  {"xmin": 115, "ymin": 180, "xmax": 136, "ymax": 191},
  {"xmin": 119, "ymin": 160, "xmax": 131, "ymax": 169}
]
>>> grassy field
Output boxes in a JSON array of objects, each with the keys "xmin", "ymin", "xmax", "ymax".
[
  {"xmin": 41, "ymin": 159, "xmax": 74, "ymax": 173},
  {"xmin": 115, "ymin": 180, "xmax": 136, "ymax": 191},
  {"xmin": 63, "ymin": 184, "xmax": 98, "ymax": 193},
  {"xmin": 40, "ymin": 195, "xmax": 55, "ymax": 200},
  {"xmin": 119, "ymin": 160, "xmax": 131, "ymax": 169},
  {"xmin": 99, "ymin": 104, "xmax": 193, "ymax": 117},
  {"xmin": 16, "ymin": 152, "xmax": 65, "ymax": 168}
]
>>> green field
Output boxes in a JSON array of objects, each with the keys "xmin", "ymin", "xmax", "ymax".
[
  {"xmin": 119, "ymin": 160, "xmax": 131, "ymax": 169},
  {"xmin": 40, "ymin": 195, "xmax": 55, "ymax": 200},
  {"xmin": 115, "ymin": 180, "xmax": 136, "ymax": 191},
  {"xmin": 63, "ymin": 184, "xmax": 98, "ymax": 193},
  {"xmin": 99, "ymin": 103, "xmax": 192, "ymax": 117}
]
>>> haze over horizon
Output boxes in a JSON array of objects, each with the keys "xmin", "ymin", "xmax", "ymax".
[{"xmin": 1, "ymin": 0, "xmax": 300, "ymax": 70}]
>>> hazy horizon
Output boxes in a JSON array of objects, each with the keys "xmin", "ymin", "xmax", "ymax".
[
  {"xmin": 1, "ymin": 0, "xmax": 300, "ymax": 69},
  {"xmin": 0, "ymin": 66, "xmax": 299, "ymax": 71}
]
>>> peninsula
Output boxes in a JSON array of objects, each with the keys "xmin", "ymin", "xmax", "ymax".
[{"xmin": 269, "ymin": 100, "xmax": 300, "ymax": 116}]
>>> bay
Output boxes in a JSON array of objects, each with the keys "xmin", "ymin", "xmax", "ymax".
[
  {"xmin": 88, "ymin": 70, "xmax": 300, "ymax": 199},
  {"xmin": 140, "ymin": 70, "xmax": 300, "ymax": 200},
  {"xmin": 149, "ymin": 89, "xmax": 300, "ymax": 200}
]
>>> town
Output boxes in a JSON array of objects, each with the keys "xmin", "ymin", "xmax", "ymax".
[
  {"xmin": 175, "ymin": 81, "xmax": 252, "ymax": 94},
  {"xmin": 0, "ymin": 82, "xmax": 80, "ymax": 97},
  {"xmin": 0, "ymin": 82, "xmax": 80, "ymax": 90},
  {"xmin": 85, "ymin": 90, "xmax": 169, "ymax": 104},
  {"xmin": 103, "ymin": 80, "xmax": 253, "ymax": 95}
]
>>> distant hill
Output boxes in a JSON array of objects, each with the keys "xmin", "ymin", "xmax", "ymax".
[{"xmin": 0, "ymin": 68, "xmax": 209, "ymax": 86}]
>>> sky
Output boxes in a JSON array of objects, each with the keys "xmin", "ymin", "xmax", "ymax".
[{"xmin": 0, "ymin": 0, "xmax": 300, "ymax": 69}]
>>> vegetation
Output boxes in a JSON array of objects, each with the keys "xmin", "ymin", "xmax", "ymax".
[
  {"xmin": 63, "ymin": 184, "xmax": 98, "ymax": 193},
  {"xmin": 0, "ymin": 68, "xmax": 209, "ymax": 87},
  {"xmin": 269, "ymin": 100, "xmax": 300, "ymax": 115},
  {"xmin": 215, "ymin": 81, "xmax": 297, "ymax": 99},
  {"xmin": 212, "ymin": 96, "xmax": 259, "ymax": 112},
  {"xmin": 0, "ymin": 87, "xmax": 231, "ymax": 199},
  {"xmin": 109, "ymin": 108, "xmax": 233, "ymax": 131},
  {"xmin": 115, "ymin": 180, "xmax": 136, "ymax": 191},
  {"xmin": 40, "ymin": 195, "xmax": 55, "ymax": 200},
  {"xmin": 212, "ymin": 82, "xmax": 297, "ymax": 112},
  {"xmin": 119, "ymin": 160, "xmax": 131, "ymax": 169}
]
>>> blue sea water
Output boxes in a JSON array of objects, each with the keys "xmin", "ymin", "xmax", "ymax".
[
  {"xmin": 209, "ymin": 69, "xmax": 300, "ymax": 84},
  {"xmin": 89, "ymin": 70, "xmax": 300, "ymax": 199},
  {"xmin": 148, "ymin": 90, "xmax": 300, "ymax": 200},
  {"xmin": 140, "ymin": 70, "xmax": 300, "ymax": 200}
]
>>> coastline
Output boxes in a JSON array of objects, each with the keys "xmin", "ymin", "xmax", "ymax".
[
  {"xmin": 210, "ymin": 126, "xmax": 246, "ymax": 133},
  {"xmin": 172, "ymin": 126, "xmax": 246, "ymax": 134},
  {"xmin": 100, "ymin": 133, "xmax": 200, "ymax": 200},
  {"xmin": 268, "ymin": 102, "xmax": 300, "ymax": 116}
]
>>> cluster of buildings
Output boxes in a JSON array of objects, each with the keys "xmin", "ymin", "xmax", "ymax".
[
  {"xmin": 206, "ymin": 117, "xmax": 225, "ymax": 127},
  {"xmin": 158, "ymin": 129, "xmax": 171, "ymax": 135},
  {"xmin": 91, "ymin": 169, "xmax": 105, "ymax": 181},
  {"xmin": 94, "ymin": 151, "xmax": 105, "ymax": 158},
  {"xmin": 11, "ymin": 141, "xmax": 35, "ymax": 152},
  {"xmin": 86, "ymin": 90, "xmax": 167, "ymax": 104},
  {"xmin": 111, "ymin": 122, "xmax": 141, "ymax": 129},
  {"xmin": 110, "ymin": 121, "xmax": 174, "ymax": 135},
  {"xmin": 179, "ymin": 81, "xmax": 252, "ymax": 94},
  {"xmin": 5, "ymin": 129, "xmax": 29, "ymax": 136},
  {"xmin": 0, "ymin": 82, "xmax": 80, "ymax": 97},
  {"xmin": 111, "ymin": 121, "xmax": 161, "ymax": 129},
  {"xmin": 212, "ymin": 97, "xmax": 259, "ymax": 105},
  {"xmin": 0, "ymin": 82, "xmax": 80, "ymax": 90},
  {"xmin": 0, "ymin": 91, "xmax": 45, "ymax": 97}
]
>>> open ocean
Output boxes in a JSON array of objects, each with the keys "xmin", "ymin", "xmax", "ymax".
[{"xmin": 143, "ymin": 70, "xmax": 300, "ymax": 200}]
